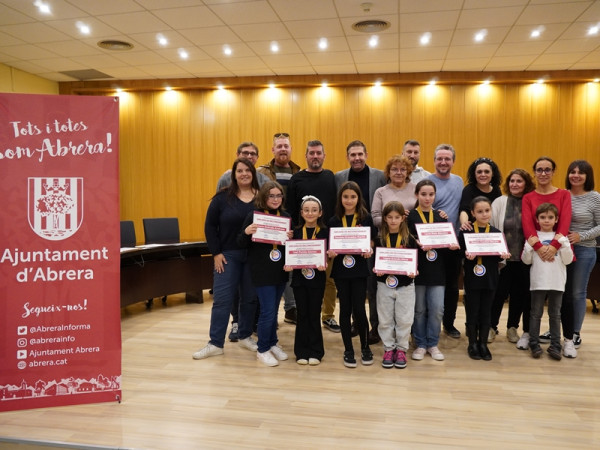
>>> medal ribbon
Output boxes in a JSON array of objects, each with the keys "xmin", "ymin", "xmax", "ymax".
[
  {"xmin": 473, "ymin": 223, "xmax": 490, "ymax": 266},
  {"xmin": 302, "ymin": 226, "xmax": 320, "ymax": 240},
  {"xmin": 416, "ymin": 206, "xmax": 434, "ymax": 224},
  {"xmin": 386, "ymin": 233, "xmax": 402, "ymax": 248},
  {"xmin": 341, "ymin": 213, "xmax": 357, "ymax": 228}
]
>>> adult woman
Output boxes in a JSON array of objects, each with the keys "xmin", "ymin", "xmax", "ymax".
[
  {"xmin": 564, "ymin": 160, "xmax": 600, "ymax": 348},
  {"xmin": 371, "ymin": 155, "xmax": 416, "ymax": 228},
  {"xmin": 521, "ymin": 156, "xmax": 575, "ymax": 357},
  {"xmin": 193, "ymin": 158, "xmax": 259, "ymax": 360},
  {"xmin": 459, "ymin": 157, "xmax": 502, "ymax": 229},
  {"xmin": 490, "ymin": 169, "xmax": 535, "ymax": 347}
]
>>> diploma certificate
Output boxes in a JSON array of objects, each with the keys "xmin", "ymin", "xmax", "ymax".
[
  {"xmin": 285, "ymin": 239, "xmax": 327, "ymax": 268},
  {"xmin": 415, "ymin": 222, "xmax": 458, "ymax": 248},
  {"xmin": 374, "ymin": 248, "xmax": 418, "ymax": 275},
  {"xmin": 328, "ymin": 227, "xmax": 371, "ymax": 254},
  {"xmin": 463, "ymin": 232, "xmax": 508, "ymax": 255},
  {"xmin": 251, "ymin": 212, "xmax": 291, "ymax": 245}
]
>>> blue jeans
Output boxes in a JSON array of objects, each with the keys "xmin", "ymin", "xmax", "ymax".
[
  {"xmin": 255, "ymin": 283, "xmax": 286, "ymax": 353},
  {"xmin": 569, "ymin": 245, "xmax": 597, "ymax": 333},
  {"xmin": 413, "ymin": 285, "xmax": 445, "ymax": 348},
  {"xmin": 209, "ymin": 249, "xmax": 257, "ymax": 348}
]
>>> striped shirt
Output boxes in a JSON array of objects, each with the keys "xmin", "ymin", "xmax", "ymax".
[{"xmin": 570, "ymin": 190, "xmax": 600, "ymax": 247}]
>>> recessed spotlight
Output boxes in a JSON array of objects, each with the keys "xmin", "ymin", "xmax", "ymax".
[
  {"xmin": 374, "ymin": 80, "xmax": 382, "ymax": 87},
  {"xmin": 76, "ymin": 21, "xmax": 90, "ymax": 35},
  {"xmin": 178, "ymin": 48, "xmax": 189, "ymax": 59},
  {"xmin": 482, "ymin": 80, "xmax": 490, "ymax": 85},
  {"xmin": 157, "ymin": 34, "xmax": 168, "ymax": 46},
  {"xmin": 223, "ymin": 45, "xmax": 232, "ymax": 56},
  {"xmin": 116, "ymin": 88, "xmax": 123, "ymax": 93},
  {"xmin": 34, "ymin": 1, "xmax": 51, "ymax": 14},
  {"xmin": 165, "ymin": 87, "xmax": 172, "ymax": 91},
  {"xmin": 593, "ymin": 78, "xmax": 599, "ymax": 83},
  {"xmin": 536, "ymin": 79, "xmax": 544, "ymax": 84},
  {"xmin": 368, "ymin": 35, "xmax": 379, "ymax": 47},
  {"xmin": 318, "ymin": 38, "xmax": 328, "ymax": 50},
  {"xmin": 420, "ymin": 32, "xmax": 431, "ymax": 45},
  {"xmin": 429, "ymin": 80, "xmax": 436, "ymax": 86},
  {"xmin": 270, "ymin": 42, "xmax": 279, "ymax": 52},
  {"xmin": 588, "ymin": 25, "xmax": 599, "ymax": 36},
  {"xmin": 321, "ymin": 82, "xmax": 328, "ymax": 88},
  {"xmin": 269, "ymin": 83, "xmax": 275, "ymax": 89},
  {"xmin": 474, "ymin": 29, "xmax": 487, "ymax": 42},
  {"xmin": 531, "ymin": 30, "xmax": 540, "ymax": 38},
  {"xmin": 217, "ymin": 84, "xmax": 224, "ymax": 90}
]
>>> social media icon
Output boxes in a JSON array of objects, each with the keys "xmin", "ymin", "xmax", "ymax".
[
  {"xmin": 17, "ymin": 326, "xmax": 27, "ymax": 335},
  {"xmin": 17, "ymin": 350, "xmax": 27, "ymax": 359},
  {"xmin": 17, "ymin": 361, "xmax": 26, "ymax": 370},
  {"xmin": 17, "ymin": 338, "xmax": 27, "ymax": 347}
]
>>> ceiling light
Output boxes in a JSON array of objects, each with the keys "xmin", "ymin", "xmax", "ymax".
[
  {"xmin": 165, "ymin": 87, "xmax": 172, "ymax": 91},
  {"xmin": 76, "ymin": 21, "xmax": 91, "ymax": 35},
  {"xmin": 374, "ymin": 80, "xmax": 382, "ymax": 87},
  {"xmin": 223, "ymin": 45, "xmax": 232, "ymax": 56},
  {"xmin": 368, "ymin": 36, "xmax": 379, "ymax": 47},
  {"xmin": 474, "ymin": 29, "xmax": 487, "ymax": 42},
  {"xmin": 217, "ymin": 84, "xmax": 224, "ymax": 90},
  {"xmin": 593, "ymin": 78, "xmax": 599, "ymax": 83},
  {"xmin": 318, "ymin": 38, "xmax": 328, "ymax": 50},
  {"xmin": 429, "ymin": 80, "xmax": 436, "ymax": 86},
  {"xmin": 536, "ymin": 79, "xmax": 544, "ymax": 84},
  {"xmin": 157, "ymin": 34, "xmax": 168, "ymax": 46},
  {"xmin": 269, "ymin": 83, "xmax": 275, "ymax": 89},
  {"xmin": 270, "ymin": 42, "xmax": 279, "ymax": 52},
  {"xmin": 178, "ymin": 48, "xmax": 189, "ymax": 59},
  {"xmin": 588, "ymin": 25, "xmax": 599, "ymax": 35},
  {"xmin": 420, "ymin": 32, "xmax": 431, "ymax": 45},
  {"xmin": 321, "ymin": 82, "xmax": 328, "ymax": 88},
  {"xmin": 531, "ymin": 30, "xmax": 540, "ymax": 38},
  {"xmin": 34, "ymin": 1, "xmax": 51, "ymax": 14},
  {"xmin": 482, "ymin": 80, "xmax": 490, "ymax": 85}
]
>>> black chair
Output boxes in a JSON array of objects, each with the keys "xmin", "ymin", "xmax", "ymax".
[
  {"xmin": 142, "ymin": 217, "xmax": 181, "ymax": 308},
  {"xmin": 120, "ymin": 220, "xmax": 136, "ymax": 248},
  {"xmin": 142, "ymin": 217, "xmax": 180, "ymax": 245}
]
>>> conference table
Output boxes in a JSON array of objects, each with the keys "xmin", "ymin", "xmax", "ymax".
[{"xmin": 120, "ymin": 241, "xmax": 213, "ymax": 308}]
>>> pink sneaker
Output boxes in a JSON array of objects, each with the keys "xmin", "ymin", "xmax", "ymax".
[
  {"xmin": 394, "ymin": 350, "xmax": 407, "ymax": 369},
  {"xmin": 382, "ymin": 350, "xmax": 395, "ymax": 369}
]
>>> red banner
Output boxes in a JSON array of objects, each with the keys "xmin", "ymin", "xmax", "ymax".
[{"xmin": 0, "ymin": 93, "xmax": 121, "ymax": 411}]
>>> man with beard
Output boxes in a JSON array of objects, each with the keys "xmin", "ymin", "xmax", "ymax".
[{"xmin": 402, "ymin": 139, "xmax": 431, "ymax": 184}]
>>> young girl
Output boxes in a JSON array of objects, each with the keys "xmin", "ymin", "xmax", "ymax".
[
  {"xmin": 238, "ymin": 181, "xmax": 294, "ymax": 367},
  {"xmin": 327, "ymin": 181, "xmax": 377, "ymax": 368},
  {"xmin": 408, "ymin": 180, "xmax": 460, "ymax": 362},
  {"xmin": 459, "ymin": 196, "xmax": 510, "ymax": 361},
  {"xmin": 284, "ymin": 195, "xmax": 328, "ymax": 365},
  {"xmin": 374, "ymin": 201, "xmax": 418, "ymax": 369}
]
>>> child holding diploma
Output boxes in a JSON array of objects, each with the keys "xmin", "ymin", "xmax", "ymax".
[
  {"xmin": 374, "ymin": 201, "xmax": 418, "ymax": 369},
  {"xmin": 408, "ymin": 180, "xmax": 460, "ymax": 362},
  {"xmin": 328, "ymin": 181, "xmax": 377, "ymax": 368},
  {"xmin": 459, "ymin": 196, "xmax": 510, "ymax": 361},
  {"xmin": 284, "ymin": 195, "xmax": 328, "ymax": 365},
  {"xmin": 239, "ymin": 181, "xmax": 293, "ymax": 367}
]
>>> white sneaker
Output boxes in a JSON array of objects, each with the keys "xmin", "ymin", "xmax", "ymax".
[
  {"xmin": 308, "ymin": 358, "xmax": 321, "ymax": 366},
  {"xmin": 257, "ymin": 350, "xmax": 279, "ymax": 366},
  {"xmin": 516, "ymin": 332, "xmax": 530, "ymax": 350},
  {"xmin": 427, "ymin": 346, "xmax": 445, "ymax": 361},
  {"xmin": 411, "ymin": 347, "xmax": 426, "ymax": 360},
  {"xmin": 270, "ymin": 344, "xmax": 288, "ymax": 361},
  {"xmin": 487, "ymin": 328, "xmax": 496, "ymax": 343},
  {"xmin": 507, "ymin": 327, "xmax": 519, "ymax": 343},
  {"xmin": 192, "ymin": 343, "xmax": 223, "ymax": 360},
  {"xmin": 239, "ymin": 336, "xmax": 258, "ymax": 352},
  {"xmin": 563, "ymin": 339, "xmax": 577, "ymax": 358},
  {"xmin": 296, "ymin": 358, "xmax": 308, "ymax": 365}
]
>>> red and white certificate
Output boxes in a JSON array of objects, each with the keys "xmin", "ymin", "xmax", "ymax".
[
  {"xmin": 251, "ymin": 211, "xmax": 291, "ymax": 245},
  {"xmin": 374, "ymin": 247, "xmax": 418, "ymax": 275},
  {"xmin": 328, "ymin": 226, "xmax": 371, "ymax": 254},
  {"xmin": 415, "ymin": 222, "xmax": 458, "ymax": 248},
  {"xmin": 463, "ymin": 232, "xmax": 508, "ymax": 255},
  {"xmin": 285, "ymin": 239, "xmax": 327, "ymax": 268}
]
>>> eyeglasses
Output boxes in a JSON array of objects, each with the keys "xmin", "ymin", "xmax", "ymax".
[
  {"xmin": 535, "ymin": 167, "xmax": 553, "ymax": 174},
  {"xmin": 268, "ymin": 194, "xmax": 284, "ymax": 199},
  {"xmin": 239, "ymin": 151, "xmax": 258, "ymax": 157},
  {"xmin": 273, "ymin": 133, "xmax": 290, "ymax": 138}
]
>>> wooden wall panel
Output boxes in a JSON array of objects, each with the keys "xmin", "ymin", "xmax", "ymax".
[{"xmin": 114, "ymin": 82, "xmax": 600, "ymax": 242}]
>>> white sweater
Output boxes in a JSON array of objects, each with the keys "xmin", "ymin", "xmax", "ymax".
[{"xmin": 521, "ymin": 232, "xmax": 573, "ymax": 292}]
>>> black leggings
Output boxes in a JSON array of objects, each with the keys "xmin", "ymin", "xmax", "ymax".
[{"xmin": 335, "ymin": 277, "xmax": 368, "ymax": 352}]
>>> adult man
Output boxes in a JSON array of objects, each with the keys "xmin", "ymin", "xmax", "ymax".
[
  {"xmin": 216, "ymin": 142, "xmax": 269, "ymax": 191},
  {"xmin": 286, "ymin": 140, "xmax": 340, "ymax": 332},
  {"xmin": 428, "ymin": 144, "xmax": 464, "ymax": 338},
  {"xmin": 258, "ymin": 133, "xmax": 301, "ymax": 324},
  {"xmin": 402, "ymin": 139, "xmax": 431, "ymax": 184},
  {"xmin": 258, "ymin": 133, "xmax": 301, "ymax": 194},
  {"xmin": 334, "ymin": 140, "xmax": 385, "ymax": 343}
]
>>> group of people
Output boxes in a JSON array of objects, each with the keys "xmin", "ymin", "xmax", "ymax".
[{"xmin": 193, "ymin": 133, "xmax": 600, "ymax": 368}]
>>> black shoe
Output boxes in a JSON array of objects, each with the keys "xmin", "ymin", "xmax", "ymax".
[
  {"xmin": 284, "ymin": 307, "xmax": 297, "ymax": 325},
  {"xmin": 322, "ymin": 318, "xmax": 341, "ymax": 333},
  {"xmin": 478, "ymin": 343, "xmax": 492, "ymax": 361},
  {"xmin": 531, "ymin": 344, "xmax": 543, "ymax": 359},
  {"xmin": 361, "ymin": 346, "xmax": 374, "ymax": 365},
  {"xmin": 573, "ymin": 332, "xmax": 582, "ymax": 348},
  {"xmin": 468, "ymin": 343, "xmax": 481, "ymax": 360},
  {"xmin": 444, "ymin": 326, "xmax": 461, "ymax": 339},
  {"xmin": 228, "ymin": 322, "xmax": 239, "ymax": 342},
  {"xmin": 350, "ymin": 322, "xmax": 359, "ymax": 337},
  {"xmin": 538, "ymin": 330, "xmax": 551, "ymax": 344},
  {"xmin": 547, "ymin": 344, "xmax": 562, "ymax": 360},
  {"xmin": 343, "ymin": 350, "xmax": 357, "ymax": 368},
  {"xmin": 367, "ymin": 329, "xmax": 381, "ymax": 345}
]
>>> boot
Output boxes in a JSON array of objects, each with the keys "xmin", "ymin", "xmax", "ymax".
[
  {"xmin": 478, "ymin": 325, "xmax": 492, "ymax": 361},
  {"xmin": 466, "ymin": 323, "xmax": 481, "ymax": 360}
]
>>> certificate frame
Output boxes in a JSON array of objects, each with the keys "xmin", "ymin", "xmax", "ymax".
[
  {"xmin": 374, "ymin": 247, "xmax": 418, "ymax": 275},
  {"xmin": 328, "ymin": 226, "xmax": 371, "ymax": 254},
  {"xmin": 285, "ymin": 239, "xmax": 327, "ymax": 269},
  {"xmin": 251, "ymin": 211, "xmax": 291, "ymax": 245},
  {"xmin": 463, "ymin": 232, "xmax": 508, "ymax": 256},
  {"xmin": 415, "ymin": 222, "xmax": 459, "ymax": 248}
]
